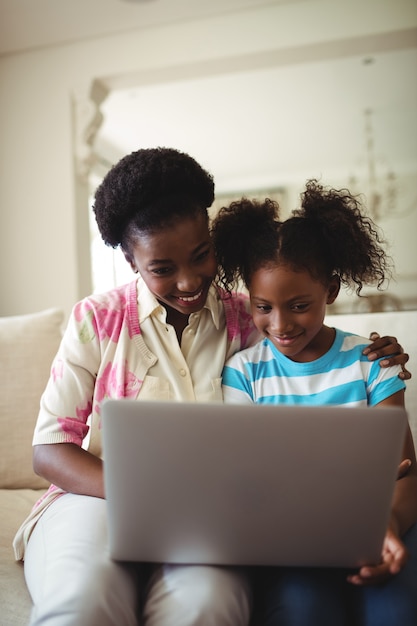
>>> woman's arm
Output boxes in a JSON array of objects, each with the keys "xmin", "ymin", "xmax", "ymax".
[
  {"xmin": 364, "ymin": 333, "xmax": 411, "ymax": 379},
  {"xmin": 33, "ymin": 443, "xmax": 105, "ymax": 499}
]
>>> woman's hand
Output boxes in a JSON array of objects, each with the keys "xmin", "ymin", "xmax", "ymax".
[
  {"xmin": 347, "ymin": 525, "xmax": 408, "ymax": 586},
  {"xmin": 363, "ymin": 332, "xmax": 411, "ymax": 380}
]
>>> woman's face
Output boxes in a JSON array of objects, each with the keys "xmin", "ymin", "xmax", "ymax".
[
  {"xmin": 249, "ymin": 263, "xmax": 339, "ymax": 362},
  {"xmin": 126, "ymin": 213, "xmax": 218, "ymax": 317}
]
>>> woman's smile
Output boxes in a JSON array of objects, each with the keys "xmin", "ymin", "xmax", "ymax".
[
  {"xmin": 174, "ymin": 288, "xmax": 204, "ymax": 304},
  {"xmin": 129, "ymin": 213, "xmax": 217, "ymax": 321},
  {"xmin": 171, "ymin": 285, "xmax": 210, "ymax": 312}
]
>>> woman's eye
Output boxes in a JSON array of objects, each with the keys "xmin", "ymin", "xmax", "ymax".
[
  {"xmin": 195, "ymin": 249, "xmax": 210, "ymax": 263},
  {"xmin": 256, "ymin": 305, "xmax": 271, "ymax": 312},
  {"xmin": 151, "ymin": 267, "xmax": 172, "ymax": 276}
]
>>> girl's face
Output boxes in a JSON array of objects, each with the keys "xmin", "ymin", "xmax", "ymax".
[
  {"xmin": 126, "ymin": 213, "xmax": 217, "ymax": 318},
  {"xmin": 249, "ymin": 264, "xmax": 340, "ymax": 362}
]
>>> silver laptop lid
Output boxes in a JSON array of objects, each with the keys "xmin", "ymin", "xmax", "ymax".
[{"xmin": 101, "ymin": 400, "xmax": 407, "ymax": 567}]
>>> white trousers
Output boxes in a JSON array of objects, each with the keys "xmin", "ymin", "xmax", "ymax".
[{"xmin": 24, "ymin": 493, "xmax": 252, "ymax": 626}]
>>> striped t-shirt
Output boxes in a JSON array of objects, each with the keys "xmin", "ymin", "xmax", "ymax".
[{"xmin": 222, "ymin": 328, "xmax": 406, "ymax": 406}]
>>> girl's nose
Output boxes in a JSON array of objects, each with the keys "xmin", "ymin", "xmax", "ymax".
[{"xmin": 270, "ymin": 311, "xmax": 292, "ymax": 334}]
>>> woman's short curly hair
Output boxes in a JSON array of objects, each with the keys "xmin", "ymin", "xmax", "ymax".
[{"xmin": 93, "ymin": 147, "xmax": 215, "ymax": 249}]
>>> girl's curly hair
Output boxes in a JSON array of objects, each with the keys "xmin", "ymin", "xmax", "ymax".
[
  {"xmin": 93, "ymin": 147, "xmax": 215, "ymax": 250},
  {"xmin": 211, "ymin": 179, "xmax": 392, "ymax": 296}
]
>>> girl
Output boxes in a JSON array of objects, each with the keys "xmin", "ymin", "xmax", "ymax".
[
  {"xmin": 14, "ymin": 153, "xmax": 410, "ymax": 626},
  {"xmin": 212, "ymin": 180, "xmax": 417, "ymax": 626}
]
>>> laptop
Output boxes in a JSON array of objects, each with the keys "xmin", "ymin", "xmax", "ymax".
[{"xmin": 101, "ymin": 399, "xmax": 407, "ymax": 568}]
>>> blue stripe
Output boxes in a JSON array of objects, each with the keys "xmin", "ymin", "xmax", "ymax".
[
  {"xmin": 222, "ymin": 329, "xmax": 406, "ymax": 407},
  {"xmin": 222, "ymin": 365, "xmax": 253, "ymax": 397},
  {"xmin": 254, "ymin": 380, "xmax": 368, "ymax": 405}
]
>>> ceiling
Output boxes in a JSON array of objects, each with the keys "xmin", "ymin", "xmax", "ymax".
[
  {"xmin": 0, "ymin": 0, "xmax": 290, "ymax": 57},
  {"xmin": 1, "ymin": 0, "xmax": 416, "ymax": 197}
]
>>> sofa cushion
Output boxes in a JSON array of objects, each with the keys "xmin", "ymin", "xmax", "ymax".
[
  {"xmin": 0, "ymin": 308, "xmax": 64, "ymax": 489},
  {"xmin": 0, "ymin": 488, "xmax": 44, "ymax": 624}
]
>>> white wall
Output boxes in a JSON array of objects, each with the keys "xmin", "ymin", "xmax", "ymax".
[{"xmin": 0, "ymin": 0, "xmax": 416, "ymax": 319}]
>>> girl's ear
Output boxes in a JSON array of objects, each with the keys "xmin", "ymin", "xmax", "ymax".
[{"xmin": 327, "ymin": 275, "xmax": 340, "ymax": 305}]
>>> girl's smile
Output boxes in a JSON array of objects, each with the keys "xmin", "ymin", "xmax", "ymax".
[
  {"xmin": 249, "ymin": 264, "xmax": 339, "ymax": 362},
  {"xmin": 268, "ymin": 331, "xmax": 305, "ymax": 348}
]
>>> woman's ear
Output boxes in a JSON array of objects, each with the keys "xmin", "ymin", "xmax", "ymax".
[
  {"xmin": 122, "ymin": 249, "xmax": 138, "ymax": 274},
  {"xmin": 327, "ymin": 275, "xmax": 340, "ymax": 305}
]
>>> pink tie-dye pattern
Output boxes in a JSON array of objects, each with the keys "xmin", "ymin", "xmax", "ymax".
[
  {"xmin": 56, "ymin": 399, "xmax": 92, "ymax": 446},
  {"xmin": 51, "ymin": 358, "xmax": 64, "ymax": 381},
  {"xmin": 92, "ymin": 305, "xmax": 126, "ymax": 342},
  {"xmin": 237, "ymin": 305, "xmax": 255, "ymax": 347},
  {"xmin": 94, "ymin": 360, "xmax": 140, "ymax": 415},
  {"xmin": 76, "ymin": 400, "xmax": 93, "ymax": 421},
  {"xmin": 74, "ymin": 301, "xmax": 89, "ymax": 323},
  {"xmin": 74, "ymin": 290, "xmax": 129, "ymax": 343},
  {"xmin": 33, "ymin": 484, "xmax": 62, "ymax": 509},
  {"xmin": 57, "ymin": 417, "xmax": 89, "ymax": 445},
  {"xmin": 221, "ymin": 290, "xmax": 254, "ymax": 348}
]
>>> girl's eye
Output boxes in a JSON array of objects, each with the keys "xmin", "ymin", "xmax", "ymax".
[
  {"xmin": 292, "ymin": 303, "xmax": 309, "ymax": 312},
  {"xmin": 256, "ymin": 305, "xmax": 271, "ymax": 312}
]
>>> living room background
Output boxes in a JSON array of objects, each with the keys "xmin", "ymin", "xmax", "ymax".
[{"xmin": 0, "ymin": 0, "xmax": 415, "ymax": 320}]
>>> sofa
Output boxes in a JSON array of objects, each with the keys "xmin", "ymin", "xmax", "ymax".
[
  {"xmin": 0, "ymin": 308, "xmax": 64, "ymax": 625},
  {"xmin": 0, "ymin": 307, "xmax": 416, "ymax": 626}
]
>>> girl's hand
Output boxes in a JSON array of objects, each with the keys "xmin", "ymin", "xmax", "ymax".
[
  {"xmin": 363, "ymin": 333, "xmax": 411, "ymax": 380},
  {"xmin": 347, "ymin": 526, "xmax": 408, "ymax": 586},
  {"xmin": 397, "ymin": 458, "xmax": 412, "ymax": 480}
]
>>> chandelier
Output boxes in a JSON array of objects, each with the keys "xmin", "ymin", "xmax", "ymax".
[{"xmin": 348, "ymin": 108, "xmax": 414, "ymax": 222}]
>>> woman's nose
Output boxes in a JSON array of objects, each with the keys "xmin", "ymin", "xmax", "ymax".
[{"xmin": 177, "ymin": 271, "xmax": 201, "ymax": 293}]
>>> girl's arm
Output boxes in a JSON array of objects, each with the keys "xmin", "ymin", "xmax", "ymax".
[
  {"xmin": 397, "ymin": 458, "xmax": 412, "ymax": 479},
  {"xmin": 348, "ymin": 389, "xmax": 417, "ymax": 586},
  {"xmin": 33, "ymin": 443, "xmax": 105, "ymax": 499}
]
